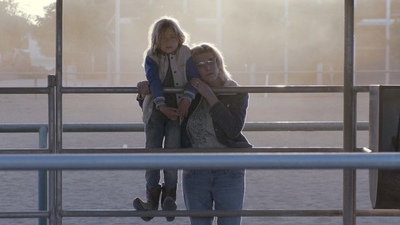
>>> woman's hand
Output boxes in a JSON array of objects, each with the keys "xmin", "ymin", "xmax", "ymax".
[
  {"xmin": 191, "ymin": 78, "xmax": 212, "ymax": 94},
  {"xmin": 191, "ymin": 78, "xmax": 218, "ymax": 106}
]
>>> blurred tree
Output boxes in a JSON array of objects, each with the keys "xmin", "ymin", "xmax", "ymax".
[
  {"xmin": 33, "ymin": 0, "xmax": 113, "ymax": 72},
  {"xmin": 0, "ymin": 0, "xmax": 31, "ymax": 68}
]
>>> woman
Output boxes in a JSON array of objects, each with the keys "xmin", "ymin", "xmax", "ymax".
[
  {"xmin": 181, "ymin": 43, "xmax": 251, "ymax": 225},
  {"xmin": 136, "ymin": 43, "xmax": 251, "ymax": 225}
]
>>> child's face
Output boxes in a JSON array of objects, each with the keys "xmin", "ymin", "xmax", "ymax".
[{"xmin": 159, "ymin": 28, "xmax": 179, "ymax": 54}]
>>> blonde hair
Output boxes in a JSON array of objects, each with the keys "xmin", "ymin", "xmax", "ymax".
[
  {"xmin": 144, "ymin": 16, "xmax": 189, "ymax": 57},
  {"xmin": 191, "ymin": 43, "xmax": 232, "ymax": 82}
]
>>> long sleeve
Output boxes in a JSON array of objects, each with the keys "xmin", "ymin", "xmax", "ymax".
[
  {"xmin": 183, "ymin": 57, "xmax": 200, "ymax": 101},
  {"xmin": 144, "ymin": 56, "xmax": 165, "ymax": 107},
  {"xmin": 209, "ymin": 93, "xmax": 249, "ymax": 139}
]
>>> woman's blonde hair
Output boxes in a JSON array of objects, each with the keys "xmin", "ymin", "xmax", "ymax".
[
  {"xmin": 145, "ymin": 16, "xmax": 189, "ymax": 57},
  {"xmin": 191, "ymin": 43, "xmax": 232, "ymax": 82}
]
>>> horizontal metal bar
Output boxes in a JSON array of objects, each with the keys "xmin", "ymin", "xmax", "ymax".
[
  {"xmin": 60, "ymin": 209, "xmax": 400, "ymax": 218},
  {"xmin": 245, "ymin": 121, "xmax": 369, "ymax": 131},
  {"xmin": 0, "ymin": 124, "xmax": 48, "ymax": 133},
  {"xmin": 0, "ymin": 121, "xmax": 369, "ymax": 133},
  {"xmin": 0, "ymin": 147, "xmax": 368, "ymax": 155},
  {"xmin": 0, "ymin": 87, "xmax": 49, "ymax": 94},
  {"xmin": 357, "ymin": 210, "xmax": 400, "ymax": 216},
  {"xmin": 62, "ymin": 123, "xmax": 143, "ymax": 132},
  {"xmin": 60, "ymin": 147, "xmax": 349, "ymax": 154},
  {"xmin": 0, "ymin": 211, "xmax": 49, "ymax": 218},
  {"xmin": 0, "ymin": 152, "xmax": 399, "ymax": 170},
  {"xmin": 0, "ymin": 149, "xmax": 50, "ymax": 154},
  {"xmin": 0, "ymin": 208, "xmax": 398, "ymax": 219},
  {"xmin": 0, "ymin": 85, "xmax": 370, "ymax": 95},
  {"xmin": 0, "ymin": 147, "xmax": 367, "ymax": 155},
  {"xmin": 61, "ymin": 85, "xmax": 370, "ymax": 94},
  {"xmin": 62, "ymin": 209, "xmax": 343, "ymax": 218}
]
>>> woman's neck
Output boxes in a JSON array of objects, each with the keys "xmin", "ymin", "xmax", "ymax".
[{"xmin": 209, "ymin": 77, "xmax": 225, "ymax": 87}]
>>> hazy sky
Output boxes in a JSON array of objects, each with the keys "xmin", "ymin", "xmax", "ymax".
[{"xmin": 14, "ymin": 0, "xmax": 54, "ymax": 17}]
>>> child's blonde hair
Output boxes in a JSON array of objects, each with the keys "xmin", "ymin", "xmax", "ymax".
[
  {"xmin": 191, "ymin": 43, "xmax": 232, "ymax": 82},
  {"xmin": 145, "ymin": 16, "xmax": 189, "ymax": 57}
]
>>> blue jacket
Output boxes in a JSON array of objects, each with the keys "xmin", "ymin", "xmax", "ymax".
[{"xmin": 181, "ymin": 91, "xmax": 252, "ymax": 148}]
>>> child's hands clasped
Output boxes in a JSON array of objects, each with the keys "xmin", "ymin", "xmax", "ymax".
[{"xmin": 159, "ymin": 104, "xmax": 180, "ymax": 121}]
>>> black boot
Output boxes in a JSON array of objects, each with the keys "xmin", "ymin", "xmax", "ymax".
[
  {"xmin": 161, "ymin": 185, "xmax": 177, "ymax": 222},
  {"xmin": 133, "ymin": 184, "xmax": 162, "ymax": 221}
]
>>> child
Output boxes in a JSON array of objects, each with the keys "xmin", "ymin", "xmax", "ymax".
[{"xmin": 133, "ymin": 16, "xmax": 199, "ymax": 222}]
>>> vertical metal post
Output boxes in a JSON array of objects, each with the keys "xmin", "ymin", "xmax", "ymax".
[
  {"xmin": 115, "ymin": 0, "xmax": 121, "ymax": 85},
  {"xmin": 56, "ymin": 0, "xmax": 63, "ymax": 152},
  {"xmin": 48, "ymin": 75, "xmax": 56, "ymax": 153},
  {"xmin": 48, "ymin": 75, "xmax": 56, "ymax": 225},
  {"xmin": 55, "ymin": 0, "xmax": 63, "ymax": 225},
  {"xmin": 48, "ymin": 74, "xmax": 56, "ymax": 225},
  {"xmin": 38, "ymin": 126, "xmax": 48, "ymax": 225},
  {"xmin": 343, "ymin": 0, "xmax": 357, "ymax": 225},
  {"xmin": 385, "ymin": 0, "xmax": 391, "ymax": 84},
  {"xmin": 283, "ymin": 0, "xmax": 289, "ymax": 85}
]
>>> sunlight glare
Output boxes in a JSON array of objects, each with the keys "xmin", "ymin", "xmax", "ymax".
[{"xmin": 14, "ymin": 0, "xmax": 55, "ymax": 17}]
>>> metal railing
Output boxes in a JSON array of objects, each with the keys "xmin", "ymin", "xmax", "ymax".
[
  {"xmin": 1, "ymin": 1, "xmax": 397, "ymax": 225},
  {"xmin": 1, "ymin": 82, "xmax": 399, "ymax": 225}
]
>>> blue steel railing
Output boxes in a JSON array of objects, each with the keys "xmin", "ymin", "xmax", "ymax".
[
  {"xmin": 2, "ymin": 152, "xmax": 400, "ymax": 170},
  {"xmin": 0, "ymin": 95, "xmax": 396, "ymax": 224},
  {"xmin": 0, "ymin": 79, "xmax": 394, "ymax": 225},
  {"xmin": 2, "ymin": 83, "xmax": 400, "ymax": 225},
  {"xmin": 1, "ymin": 151, "xmax": 400, "ymax": 221}
]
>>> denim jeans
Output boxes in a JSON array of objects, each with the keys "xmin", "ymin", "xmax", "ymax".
[
  {"xmin": 145, "ymin": 106, "xmax": 180, "ymax": 191},
  {"xmin": 182, "ymin": 169, "xmax": 245, "ymax": 225}
]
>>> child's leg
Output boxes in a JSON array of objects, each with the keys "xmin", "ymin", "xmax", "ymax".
[
  {"xmin": 145, "ymin": 107, "xmax": 167, "ymax": 189},
  {"xmin": 163, "ymin": 119, "xmax": 181, "ymax": 190},
  {"xmin": 133, "ymin": 108, "xmax": 168, "ymax": 220},
  {"xmin": 161, "ymin": 119, "xmax": 181, "ymax": 221}
]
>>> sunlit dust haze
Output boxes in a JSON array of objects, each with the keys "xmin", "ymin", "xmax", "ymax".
[{"xmin": 14, "ymin": 0, "xmax": 54, "ymax": 17}]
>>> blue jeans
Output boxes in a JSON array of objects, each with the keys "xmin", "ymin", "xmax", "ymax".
[
  {"xmin": 145, "ymin": 106, "xmax": 180, "ymax": 191},
  {"xmin": 182, "ymin": 169, "xmax": 245, "ymax": 225}
]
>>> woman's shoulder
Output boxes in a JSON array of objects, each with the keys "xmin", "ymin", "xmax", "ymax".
[{"xmin": 224, "ymin": 80, "xmax": 239, "ymax": 87}]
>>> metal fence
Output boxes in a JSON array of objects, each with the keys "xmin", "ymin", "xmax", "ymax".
[
  {"xmin": 1, "ymin": 81, "xmax": 400, "ymax": 225},
  {"xmin": 0, "ymin": 1, "xmax": 398, "ymax": 225}
]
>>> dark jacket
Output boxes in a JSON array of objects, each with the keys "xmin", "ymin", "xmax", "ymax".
[{"xmin": 181, "ymin": 92, "xmax": 252, "ymax": 148}]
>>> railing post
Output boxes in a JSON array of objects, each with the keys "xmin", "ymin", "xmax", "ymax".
[
  {"xmin": 55, "ymin": 0, "xmax": 64, "ymax": 224},
  {"xmin": 48, "ymin": 74, "xmax": 57, "ymax": 225},
  {"xmin": 343, "ymin": 0, "xmax": 357, "ymax": 225},
  {"xmin": 38, "ymin": 126, "xmax": 48, "ymax": 225}
]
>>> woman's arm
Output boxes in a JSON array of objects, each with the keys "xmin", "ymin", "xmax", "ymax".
[{"xmin": 209, "ymin": 93, "xmax": 249, "ymax": 139}]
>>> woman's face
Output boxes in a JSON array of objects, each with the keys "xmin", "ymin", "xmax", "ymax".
[
  {"xmin": 159, "ymin": 28, "xmax": 179, "ymax": 54},
  {"xmin": 194, "ymin": 51, "xmax": 219, "ymax": 85}
]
